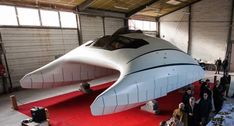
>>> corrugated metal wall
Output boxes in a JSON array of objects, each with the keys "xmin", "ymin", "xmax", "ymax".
[
  {"xmin": 191, "ymin": 0, "xmax": 231, "ymax": 63},
  {"xmin": 0, "ymin": 28, "xmax": 79, "ymax": 91},
  {"xmin": 160, "ymin": 7, "xmax": 189, "ymax": 53},
  {"xmin": 80, "ymin": 15, "xmax": 104, "ymax": 43},
  {"xmin": 104, "ymin": 17, "xmax": 124, "ymax": 35},
  {"xmin": 160, "ymin": 0, "xmax": 233, "ymax": 64},
  {"xmin": 80, "ymin": 15, "xmax": 124, "ymax": 43}
]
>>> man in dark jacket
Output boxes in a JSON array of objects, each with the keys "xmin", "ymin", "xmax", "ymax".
[
  {"xmin": 198, "ymin": 92, "xmax": 212, "ymax": 126},
  {"xmin": 213, "ymin": 81, "xmax": 224, "ymax": 113},
  {"xmin": 200, "ymin": 79, "xmax": 212, "ymax": 100},
  {"xmin": 222, "ymin": 58, "xmax": 228, "ymax": 75},
  {"xmin": 220, "ymin": 74, "xmax": 231, "ymax": 97},
  {"xmin": 215, "ymin": 58, "xmax": 222, "ymax": 74},
  {"xmin": 182, "ymin": 88, "xmax": 192, "ymax": 112},
  {"xmin": 200, "ymin": 81, "xmax": 207, "ymax": 98}
]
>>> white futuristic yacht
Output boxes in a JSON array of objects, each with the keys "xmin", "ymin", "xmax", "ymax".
[{"xmin": 20, "ymin": 27, "xmax": 205, "ymax": 116}]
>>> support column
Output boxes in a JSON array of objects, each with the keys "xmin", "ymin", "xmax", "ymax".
[
  {"xmin": 187, "ymin": 5, "xmax": 192, "ymax": 55},
  {"xmin": 14, "ymin": 6, "xmax": 20, "ymax": 26},
  {"xmin": 76, "ymin": 13, "xmax": 83, "ymax": 45},
  {"xmin": 102, "ymin": 17, "xmax": 106, "ymax": 36},
  {"xmin": 58, "ymin": 11, "xmax": 62, "ymax": 28},
  {"xmin": 225, "ymin": 0, "xmax": 234, "ymax": 72},
  {"xmin": 124, "ymin": 19, "xmax": 128, "ymax": 28},
  {"xmin": 124, "ymin": 14, "xmax": 129, "ymax": 28},
  {"xmin": 156, "ymin": 18, "xmax": 160, "ymax": 38}
]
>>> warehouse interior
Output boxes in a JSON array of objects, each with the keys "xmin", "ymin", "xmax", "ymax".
[{"xmin": 0, "ymin": 0, "xmax": 234, "ymax": 126}]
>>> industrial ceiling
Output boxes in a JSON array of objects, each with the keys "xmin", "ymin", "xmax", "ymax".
[{"xmin": 0, "ymin": 0, "xmax": 201, "ymax": 18}]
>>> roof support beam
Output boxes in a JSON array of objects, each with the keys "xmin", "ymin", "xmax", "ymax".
[
  {"xmin": 77, "ymin": 0, "xmax": 95, "ymax": 11},
  {"xmin": 126, "ymin": 0, "xmax": 160, "ymax": 17},
  {"xmin": 0, "ymin": 0, "xmax": 75, "ymax": 12},
  {"xmin": 76, "ymin": 8, "xmax": 126, "ymax": 19}
]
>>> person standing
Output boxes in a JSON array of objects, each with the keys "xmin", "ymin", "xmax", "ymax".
[
  {"xmin": 213, "ymin": 81, "xmax": 224, "ymax": 113},
  {"xmin": 220, "ymin": 74, "xmax": 231, "ymax": 97},
  {"xmin": 182, "ymin": 88, "xmax": 192, "ymax": 112},
  {"xmin": 173, "ymin": 103, "xmax": 188, "ymax": 126},
  {"xmin": 215, "ymin": 58, "xmax": 222, "ymax": 74},
  {"xmin": 222, "ymin": 57, "xmax": 228, "ymax": 75},
  {"xmin": 199, "ymin": 79, "xmax": 212, "ymax": 100},
  {"xmin": 187, "ymin": 97, "xmax": 198, "ymax": 126},
  {"xmin": 226, "ymin": 74, "xmax": 231, "ymax": 97},
  {"xmin": 198, "ymin": 92, "xmax": 212, "ymax": 126}
]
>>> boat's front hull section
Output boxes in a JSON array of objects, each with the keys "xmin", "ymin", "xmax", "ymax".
[{"xmin": 91, "ymin": 64, "xmax": 204, "ymax": 115}]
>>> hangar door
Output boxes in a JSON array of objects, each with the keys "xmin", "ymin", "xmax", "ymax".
[
  {"xmin": 80, "ymin": 15, "xmax": 124, "ymax": 43},
  {"xmin": 0, "ymin": 28, "xmax": 79, "ymax": 89}
]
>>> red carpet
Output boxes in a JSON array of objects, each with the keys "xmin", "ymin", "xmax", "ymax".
[{"xmin": 18, "ymin": 81, "xmax": 202, "ymax": 126}]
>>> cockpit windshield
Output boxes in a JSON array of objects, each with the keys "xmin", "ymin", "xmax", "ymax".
[{"xmin": 89, "ymin": 35, "xmax": 149, "ymax": 51}]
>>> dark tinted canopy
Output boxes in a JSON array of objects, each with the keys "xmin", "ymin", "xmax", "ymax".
[{"xmin": 89, "ymin": 35, "xmax": 149, "ymax": 51}]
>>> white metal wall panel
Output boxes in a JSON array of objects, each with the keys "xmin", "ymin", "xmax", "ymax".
[
  {"xmin": 104, "ymin": 17, "xmax": 124, "ymax": 35},
  {"xmin": 191, "ymin": 0, "xmax": 231, "ymax": 62},
  {"xmin": 80, "ymin": 15, "xmax": 104, "ymax": 43},
  {"xmin": 0, "ymin": 28, "xmax": 78, "ymax": 89},
  {"xmin": 160, "ymin": 7, "xmax": 189, "ymax": 52},
  {"xmin": 191, "ymin": 22, "xmax": 228, "ymax": 62},
  {"xmin": 192, "ymin": 0, "xmax": 231, "ymax": 22},
  {"xmin": 159, "ymin": 0, "xmax": 232, "ymax": 63}
]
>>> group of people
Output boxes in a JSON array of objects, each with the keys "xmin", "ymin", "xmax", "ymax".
[
  {"xmin": 160, "ymin": 75, "xmax": 231, "ymax": 126},
  {"xmin": 215, "ymin": 57, "xmax": 228, "ymax": 75},
  {"xmin": 215, "ymin": 57, "xmax": 234, "ymax": 98}
]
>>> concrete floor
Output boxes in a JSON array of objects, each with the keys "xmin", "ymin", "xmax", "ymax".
[{"xmin": 0, "ymin": 71, "xmax": 234, "ymax": 126}]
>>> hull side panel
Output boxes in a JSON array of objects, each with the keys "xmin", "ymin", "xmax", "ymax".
[{"xmin": 20, "ymin": 62, "xmax": 117, "ymax": 88}]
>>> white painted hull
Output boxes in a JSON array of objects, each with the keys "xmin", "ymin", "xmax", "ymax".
[{"xmin": 20, "ymin": 31, "xmax": 204, "ymax": 116}]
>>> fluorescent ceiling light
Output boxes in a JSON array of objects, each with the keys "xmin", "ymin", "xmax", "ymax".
[
  {"xmin": 166, "ymin": 0, "xmax": 181, "ymax": 5},
  {"xmin": 114, "ymin": 5, "xmax": 129, "ymax": 10}
]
